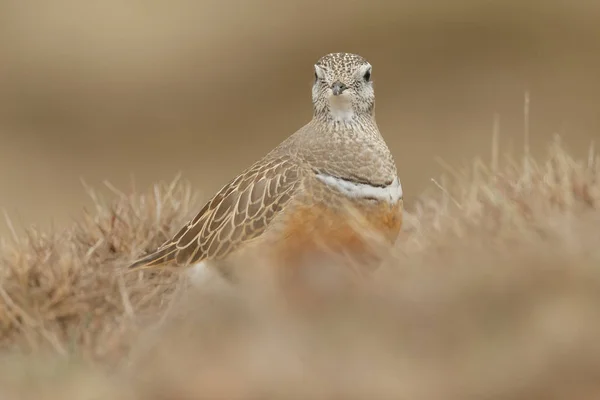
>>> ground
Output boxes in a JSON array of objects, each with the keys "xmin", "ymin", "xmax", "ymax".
[{"xmin": 1, "ymin": 137, "xmax": 600, "ymax": 399}]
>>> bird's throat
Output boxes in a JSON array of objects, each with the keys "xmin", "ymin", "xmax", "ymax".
[{"xmin": 328, "ymin": 95, "xmax": 355, "ymax": 122}]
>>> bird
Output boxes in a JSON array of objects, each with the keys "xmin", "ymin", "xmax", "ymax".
[{"xmin": 129, "ymin": 52, "xmax": 403, "ymax": 289}]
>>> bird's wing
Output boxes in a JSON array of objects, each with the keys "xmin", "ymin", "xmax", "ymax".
[{"xmin": 129, "ymin": 156, "xmax": 301, "ymax": 270}]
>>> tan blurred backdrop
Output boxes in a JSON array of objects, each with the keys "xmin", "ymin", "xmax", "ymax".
[{"xmin": 1, "ymin": 0, "xmax": 599, "ymax": 234}]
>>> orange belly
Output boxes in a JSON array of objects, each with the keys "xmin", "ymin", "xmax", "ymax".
[
  {"xmin": 216, "ymin": 189, "xmax": 403, "ymax": 303},
  {"xmin": 268, "ymin": 197, "xmax": 403, "ymax": 286}
]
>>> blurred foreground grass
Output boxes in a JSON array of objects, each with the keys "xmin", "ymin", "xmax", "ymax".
[{"xmin": 1, "ymin": 137, "xmax": 600, "ymax": 399}]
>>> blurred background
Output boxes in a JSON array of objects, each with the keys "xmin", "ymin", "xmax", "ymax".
[{"xmin": 1, "ymin": 0, "xmax": 599, "ymax": 234}]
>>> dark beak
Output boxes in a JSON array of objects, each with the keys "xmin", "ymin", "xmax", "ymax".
[{"xmin": 331, "ymin": 81, "xmax": 348, "ymax": 96}]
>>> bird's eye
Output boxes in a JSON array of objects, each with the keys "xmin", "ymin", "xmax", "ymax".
[
  {"xmin": 363, "ymin": 69, "xmax": 371, "ymax": 82},
  {"xmin": 314, "ymin": 71, "xmax": 319, "ymax": 82}
]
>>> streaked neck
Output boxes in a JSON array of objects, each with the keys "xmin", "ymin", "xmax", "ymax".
[{"xmin": 312, "ymin": 111, "xmax": 376, "ymax": 131}]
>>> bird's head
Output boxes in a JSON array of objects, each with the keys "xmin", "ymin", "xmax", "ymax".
[{"xmin": 312, "ymin": 53, "xmax": 374, "ymax": 123}]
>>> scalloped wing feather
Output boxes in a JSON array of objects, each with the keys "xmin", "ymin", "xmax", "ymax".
[{"xmin": 129, "ymin": 157, "xmax": 301, "ymax": 270}]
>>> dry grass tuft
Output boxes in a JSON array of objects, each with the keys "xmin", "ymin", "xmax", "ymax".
[
  {"xmin": 0, "ymin": 175, "xmax": 197, "ymax": 362},
  {"xmin": 2, "ymin": 138, "xmax": 600, "ymax": 399}
]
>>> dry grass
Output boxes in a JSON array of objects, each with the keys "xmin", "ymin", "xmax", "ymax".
[{"xmin": 2, "ymin": 137, "xmax": 600, "ymax": 399}]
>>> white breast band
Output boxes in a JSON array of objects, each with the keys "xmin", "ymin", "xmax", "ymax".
[{"xmin": 316, "ymin": 173, "xmax": 403, "ymax": 204}]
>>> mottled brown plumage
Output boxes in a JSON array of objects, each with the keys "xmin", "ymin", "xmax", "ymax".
[
  {"xmin": 129, "ymin": 156, "xmax": 303, "ymax": 269},
  {"xmin": 129, "ymin": 52, "xmax": 403, "ymax": 281}
]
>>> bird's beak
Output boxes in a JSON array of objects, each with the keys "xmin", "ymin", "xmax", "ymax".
[{"xmin": 331, "ymin": 81, "xmax": 348, "ymax": 96}]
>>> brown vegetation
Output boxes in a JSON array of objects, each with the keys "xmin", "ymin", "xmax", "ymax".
[{"xmin": 2, "ymin": 138, "xmax": 600, "ymax": 399}]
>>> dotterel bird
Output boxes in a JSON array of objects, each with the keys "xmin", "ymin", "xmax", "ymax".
[{"xmin": 129, "ymin": 52, "xmax": 403, "ymax": 285}]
